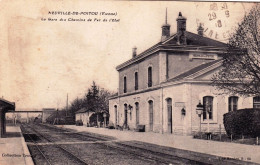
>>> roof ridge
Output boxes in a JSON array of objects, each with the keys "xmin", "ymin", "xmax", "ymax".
[{"xmin": 116, "ymin": 31, "xmax": 227, "ymax": 71}]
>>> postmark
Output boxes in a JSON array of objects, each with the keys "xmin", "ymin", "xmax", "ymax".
[{"xmin": 195, "ymin": 2, "xmax": 248, "ymax": 42}]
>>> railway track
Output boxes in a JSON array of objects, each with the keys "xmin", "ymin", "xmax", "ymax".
[
  {"xmin": 37, "ymin": 124, "xmax": 114, "ymax": 141},
  {"xmin": 26, "ymin": 124, "xmax": 213, "ymax": 164},
  {"xmin": 105, "ymin": 142, "xmax": 208, "ymax": 165},
  {"xmin": 35, "ymin": 125, "xmax": 216, "ymax": 164},
  {"xmin": 20, "ymin": 125, "xmax": 52, "ymax": 165},
  {"xmin": 35, "ymin": 125, "xmax": 208, "ymax": 164},
  {"xmin": 21, "ymin": 124, "xmax": 250, "ymax": 165},
  {"xmin": 21, "ymin": 124, "xmax": 88, "ymax": 165}
]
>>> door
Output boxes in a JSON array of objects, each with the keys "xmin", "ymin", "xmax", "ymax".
[
  {"xmin": 114, "ymin": 106, "xmax": 117, "ymax": 125},
  {"xmin": 167, "ymin": 98, "xmax": 173, "ymax": 133},
  {"xmin": 148, "ymin": 100, "xmax": 153, "ymax": 131},
  {"xmin": 124, "ymin": 104, "xmax": 128, "ymax": 126},
  {"xmin": 136, "ymin": 103, "xmax": 139, "ymax": 126}
]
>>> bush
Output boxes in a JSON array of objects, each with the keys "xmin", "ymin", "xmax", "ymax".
[
  {"xmin": 223, "ymin": 108, "xmax": 260, "ymax": 137},
  {"xmin": 76, "ymin": 120, "xmax": 83, "ymax": 126}
]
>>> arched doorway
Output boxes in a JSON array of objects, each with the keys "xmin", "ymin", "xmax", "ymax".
[
  {"xmin": 148, "ymin": 100, "xmax": 153, "ymax": 131},
  {"xmin": 166, "ymin": 98, "xmax": 173, "ymax": 133}
]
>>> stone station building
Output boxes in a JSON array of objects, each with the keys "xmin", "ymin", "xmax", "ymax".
[{"xmin": 109, "ymin": 12, "xmax": 255, "ymax": 135}]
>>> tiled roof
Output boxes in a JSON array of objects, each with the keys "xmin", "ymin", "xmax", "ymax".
[
  {"xmin": 75, "ymin": 108, "xmax": 88, "ymax": 114},
  {"xmin": 116, "ymin": 42, "xmax": 162, "ymax": 71},
  {"xmin": 116, "ymin": 31, "xmax": 227, "ymax": 71},
  {"xmin": 167, "ymin": 59, "xmax": 222, "ymax": 82},
  {"xmin": 186, "ymin": 31, "xmax": 227, "ymax": 47}
]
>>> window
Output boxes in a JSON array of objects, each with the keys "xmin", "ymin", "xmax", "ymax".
[
  {"xmin": 123, "ymin": 76, "xmax": 127, "ymax": 93},
  {"xmin": 228, "ymin": 96, "xmax": 238, "ymax": 112},
  {"xmin": 135, "ymin": 72, "xmax": 138, "ymax": 90},
  {"xmin": 148, "ymin": 67, "xmax": 152, "ymax": 87},
  {"xmin": 253, "ymin": 96, "xmax": 260, "ymax": 108},
  {"xmin": 203, "ymin": 96, "xmax": 213, "ymax": 120}
]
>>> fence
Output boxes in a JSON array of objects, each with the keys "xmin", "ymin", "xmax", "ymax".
[{"xmin": 193, "ymin": 124, "xmax": 260, "ymax": 145}]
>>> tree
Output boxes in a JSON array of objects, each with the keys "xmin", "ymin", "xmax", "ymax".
[
  {"xmin": 70, "ymin": 97, "xmax": 84, "ymax": 118},
  {"xmin": 84, "ymin": 81, "xmax": 100, "ymax": 113},
  {"xmin": 82, "ymin": 81, "xmax": 111, "ymax": 114},
  {"xmin": 98, "ymin": 88, "xmax": 111, "ymax": 114},
  {"xmin": 68, "ymin": 81, "xmax": 114, "ymax": 126},
  {"xmin": 79, "ymin": 81, "xmax": 112, "ymax": 126},
  {"xmin": 212, "ymin": 4, "xmax": 260, "ymax": 97}
]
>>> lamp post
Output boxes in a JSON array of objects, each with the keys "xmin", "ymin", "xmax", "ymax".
[{"xmin": 196, "ymin": 101, "xmax": 203, "ymax": 138}]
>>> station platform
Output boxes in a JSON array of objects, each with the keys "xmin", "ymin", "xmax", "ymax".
[
  {"xmin": 0, "ymin": 126, "xmax": 34, "ymax": 165},
  {"xmin": 58, "ymin": 125, "xmax": 260, "ymax": 165}
]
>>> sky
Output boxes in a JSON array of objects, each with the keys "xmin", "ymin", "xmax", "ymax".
[{"xmin": 0, "ymin": 0, "xmax": 255, "ymax": 110}]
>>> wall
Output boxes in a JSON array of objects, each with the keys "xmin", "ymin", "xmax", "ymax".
[
  {"xmin": 75, "ymin": 112, "xmax": 94, "ymax": 126},
  {"xmin": 162, "ymin": 83, "xmax": 190, "ymax": 135},
  {"xmin": 109, "ymin": 89, "xmax": 162, "ymax": 133},
  {"xmin": 118, "ymin": 53, "xmax": 160, "ymax": 95},
  {"xmin": 189, "ymin": 83, "xmax": 253, "ymax": 134},
  {"xmin": 109, "ymin": 81, "xmax": 254, "ymax": 136},
  {"xmin": 75, "ymin": 113, "xmax": 81, "ymax": 121}
]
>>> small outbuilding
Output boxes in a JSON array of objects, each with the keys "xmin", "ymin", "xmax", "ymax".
[
  {"xmin": 75, "ymin": 108, "xmax": 94, "ymax": 126},
  {"xmin": 0, "ymin": 98, "xmax": 15, "ymax": 138},
  {"xmin": 42, "ymin": 108, "xmax": 56, "ymax": 123}
]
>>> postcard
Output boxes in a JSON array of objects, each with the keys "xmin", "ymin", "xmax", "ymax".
[{"xmin": 0, "ymin": 1, "xmax": 259, "ymax": 165}]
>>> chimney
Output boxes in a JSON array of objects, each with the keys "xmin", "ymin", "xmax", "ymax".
[
  {"xmin": 197, "ymin": 23, "xmax": 204, "ymax": 36},
  {"xmin": 161, "ymin": 8, "xmax": 171, "ymax": 42},
  {"xmin": 132, "ymin": 46, "xmax": 137, "ymax": 58},
  {"xmin": 176, "ymin": 12, "xmax": 187, "ymax": 45}
]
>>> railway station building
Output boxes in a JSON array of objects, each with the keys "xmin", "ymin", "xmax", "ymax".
[{"xmin": 109, "ymin": 12, "xmax": 254, "ymax": 135}]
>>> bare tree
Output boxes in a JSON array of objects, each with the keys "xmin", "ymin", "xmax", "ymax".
[{"xmin": 212, "ymin": 4, "xmax": 260, "ymax": 97}]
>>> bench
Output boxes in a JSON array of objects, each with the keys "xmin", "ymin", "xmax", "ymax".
[{"xmin": 134, "ymin": 125, "xmax": 145, "ymax": 132}]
